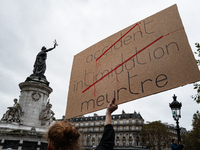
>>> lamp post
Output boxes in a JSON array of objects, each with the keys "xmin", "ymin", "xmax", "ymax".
[{"xmin": 169, "ymin": 94, "xmax": 182, "ymax": 143}]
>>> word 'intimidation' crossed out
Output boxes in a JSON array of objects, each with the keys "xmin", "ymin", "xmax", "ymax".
[{"xmin": 82, "ymin": 23, "xmax": 184, "ymax": 93}]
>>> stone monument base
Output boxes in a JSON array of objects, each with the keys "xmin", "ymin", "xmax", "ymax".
[
  {"xmin": 0, "ymin": 121, "xmax": 52, "ymax": 150},
  {"xmin": 25, "ymin": 75, "xmax": 50, "ymax": 86},
  {"xmin": 19, "ymin": 81, "xmax": 53, "ymax": 127}
]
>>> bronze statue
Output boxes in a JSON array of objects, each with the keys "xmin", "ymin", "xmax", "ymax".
[
  {"xmin": 26, "ymin": 40, "xmax": 58, "ymax": 85},
  {"xmin": 33, "ymin": 40, "xmax": 58, "ymax": 78}
]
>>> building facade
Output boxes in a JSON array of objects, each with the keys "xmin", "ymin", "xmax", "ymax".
[{"xmin": 67, "ymin": 111, "xmax": 146, "ymax": 150}]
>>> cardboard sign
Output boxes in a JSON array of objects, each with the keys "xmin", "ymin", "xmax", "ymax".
[{"xmin": 65, "ymin": 4, "xmax": 200, "ymax": 119}]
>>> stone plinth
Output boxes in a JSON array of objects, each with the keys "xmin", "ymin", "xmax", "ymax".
[
  {"xmin": 19, "ymin": 82, "xmax": 52, "ymax": 127},
  {"xmin": 0, "ymin": 122, "xmax": 48, "ymax": 150}
]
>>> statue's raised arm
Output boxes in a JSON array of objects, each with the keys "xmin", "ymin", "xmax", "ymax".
[{"xmin": 43, "ymin": 40, "xmax": 58, "ymax": 52}]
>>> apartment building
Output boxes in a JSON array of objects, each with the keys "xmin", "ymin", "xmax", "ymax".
[{"xmin": 67, "ymin": 110, "xmax": 146, "ymax": 150}]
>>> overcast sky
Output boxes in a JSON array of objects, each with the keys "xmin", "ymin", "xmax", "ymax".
[{"xmin": 0, "ymin": 0, "xmax": 199, "ymax": 130}]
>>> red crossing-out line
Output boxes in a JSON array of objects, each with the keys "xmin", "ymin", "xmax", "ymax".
[
  {"xmin": 96, "ymin": 23, "xmax": 141, "ymax": 61},
  {"xmin": 163, "ymin": 28, "xmax": 184, "ymax": 37},
  {"xmin": 82, "ymin": 36, "xmax": 163, "ymax": 93},
  {"xmin": 82, "ymin": 27, "xmax": 184, "ymax": 93}
]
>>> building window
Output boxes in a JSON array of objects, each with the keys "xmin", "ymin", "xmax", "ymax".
[
  {"xmin": 100, "ymin": 122, "xmax": 102, "ymax": 125},
  {"xmin": 123, "ymin": 120, "xmax": 126, "ymax": 124},
  {"xmin": 117, "ymin": 133, "xmax": 119, "ymax": 138},
  {"xmin": 93, "ymin": 128, "xmax": 95, "ymax": 132},
  {"xmin": 117, "ymin": 140, "xmax": 119, "ymax": 146},
  {"xmin": 129, "ymin": 133, "xmax": 132, "ymax": 137},
  {"xmin": 123, "ymin": 126, "xmax": 126, "ymax": 131},
  {"xmin": 136, "ymin": 126, "xmax": 139, "ymax": 130},
  {"xmin": 136, "ymin": 135, "xmax": 139, "ymax": 146},
  {"xmin": 123, "ymin": 140, "xmax": 126, "ymax": 146},
  {"xmin": 123, "ymin": 133, "xmax": 126, "ymax": 138},
  {"xmin": 129, "ymin": 120, "xmax": 132, "ymax": 124},
  {"xmin": 113, "ymin": 116, "xmax": 115, "ymax": 119},
  {"xmin": 83, "ymin": 123, "xmax": 85, "ymax": 126},
  {"xmin": 112, "ymin": 121, "xmax": 114, "ymax": 125},
  {"xmin": 88, "ymin": 122, "xmax": 90, "ymax": 126},
  {"xmin": 119, "ymin": 115, "xmax": 121, "ymax": 119},
  {"xmin": 117, "ymin": 127, "xmax": 119, "ymax": 131},
  {"xmin": 136, "ymin": 120, "xmax": 138, "ymax": 123},
  {"xmin": 79, "ymin": 123, "xmax": 80, "ymax": 127},
  {"xmin": 92, "ymin": 140, "xmax": 95, "ymax": 146},
  {"xmin": 82, "ymin": 129, "xmax": 84, "ymax": 132},
  {"xmin": 99, "ymin": 134, "xmax": 101, "ymax": 138},
  {"xmin": 93, "ymin": 134, "xmax": 95, "ymax": 138},
  {"xmin": 129, "ymin": 126, "xmax": 132, "ymax": 130},
  {"xmin": 129, "ymin": 140, "xmax": 132, "ymax": 146},
  {"xmin": 117, "ymin": 120, "xmax": 120, "ymax": 125},
  {"xmin": 88, "ymin": 128, "xmax": 90, "ymax": 132}
]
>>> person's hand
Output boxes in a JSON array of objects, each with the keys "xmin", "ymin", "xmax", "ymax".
[{"xmin": 107, "ymin": 98, "xmax": 118, "ymax": 115}]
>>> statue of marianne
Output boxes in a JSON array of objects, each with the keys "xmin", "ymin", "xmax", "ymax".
[
  {"xmin": 26, "ymin": 40, "xmax": 58, "ymax": 85},
  {"xmin": 32, "ymin": 40, "xmax": 58, "ymax": 78}
]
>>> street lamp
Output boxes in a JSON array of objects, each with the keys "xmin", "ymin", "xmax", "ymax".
[{"xmin": 169, "ymin": 94, "xmax": 182, "ymax": 143}]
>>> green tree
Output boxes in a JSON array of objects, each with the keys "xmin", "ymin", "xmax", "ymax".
[
  {"xmin": 192, "ymin": 43, "xmax": 200, "ymax": 103},
  {"xmin": 140, "ymin": 121, "xmax": 171, "ymax": 150},
  {"xmin": 181, "ymin": 111, "xmax": 200, "ymax": 150}
]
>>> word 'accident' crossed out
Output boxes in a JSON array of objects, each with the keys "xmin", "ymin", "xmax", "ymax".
[{"xmin": 82, "ymin": 26, "xmax": 184, "ymax": 94}]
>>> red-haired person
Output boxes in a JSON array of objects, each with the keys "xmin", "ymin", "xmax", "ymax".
[{"xmin": 47, "ymin": 98, "xmax": 118, "ymax": 150}]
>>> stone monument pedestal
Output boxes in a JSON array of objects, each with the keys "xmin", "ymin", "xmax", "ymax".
[
  {"xmin": 19, "ymin": 81, "xmax": 53, "ymax": 127},
  {"xmin": 0, "ymin": 81, "xmax": 54, "ymax": 150},
  {"xmin": 0, "ymin": 40, "xmax": 58, "ymax": 149}
]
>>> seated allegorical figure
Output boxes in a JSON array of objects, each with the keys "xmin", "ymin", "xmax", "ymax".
[
  {"xmin": 39, "ymin": 100, "xmax": 55, "ymax": 126},
  {"xmin": 1, "ymin": 98, "xmax": 23, "ymax": 124}
]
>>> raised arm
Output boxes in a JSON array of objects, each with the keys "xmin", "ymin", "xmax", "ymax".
[
  {"xmin": 105, "ymin": 98, "xmax": 118, "ymax": 125},
  {"xmin": 44, "ymin": 43, "xmax": 57, "ymax": 52},
  {"xmin": 95, "ymin": 98, "xmax": 118, "ymax": 150}
]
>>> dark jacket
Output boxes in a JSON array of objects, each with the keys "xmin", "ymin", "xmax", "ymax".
[
  {"xmin": 96, "ymin": 124, "xmax": 115, "ymax": 150},
  {"xmin": 171, "ymin": 143, "xmax": 179, "ymax": 150}
]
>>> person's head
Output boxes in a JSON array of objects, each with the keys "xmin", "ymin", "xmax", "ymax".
[
  {"xmin": 13, "ymin": 98, "xmax": 18, "ymax": 103},
  {"xmin": 171, "ymin": 139, "xmax": 177, "ymax": 144},
  {"xmin": 47, "ymin": 104, "xmax": 52, "ymax": 109},
  {"xmin": 41, "ymin": 46, "xmax": 46, "ymax": 51},
  {"xmin": 47, "ymin": 120, "xmax": 80, "ymax": 150}
]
